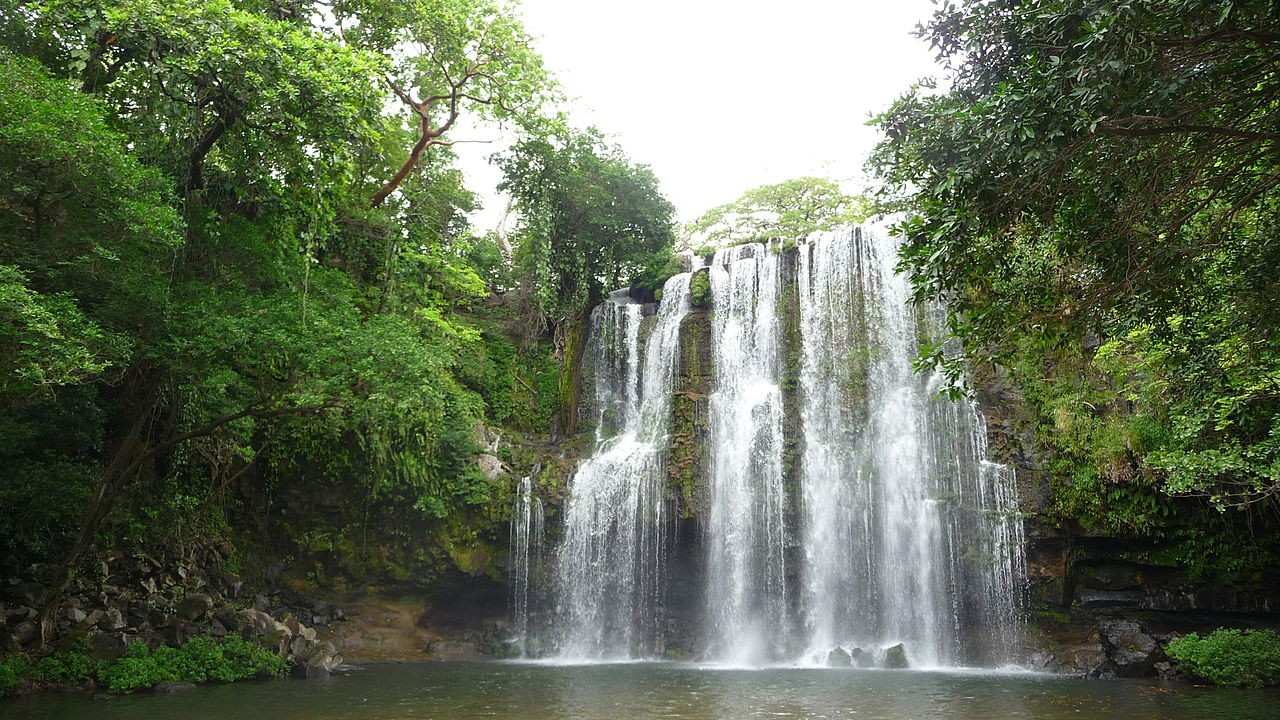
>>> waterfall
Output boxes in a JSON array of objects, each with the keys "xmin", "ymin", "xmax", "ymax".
[
  {"xmin": 531, "ymin": 227, "xmax": 1024, "ymax": 667},
  {"xmin": 703, "ymin": 243, "xmax": 789, "ymax": 663},
  {"xmin": 509, "ymin": 473, "xmax": 544, "ymax": 657},
  {"xmin": 796, "ymin": 227, "xmax": 1025, "ymax": 667},
  {"xmin": 553, "ymin": 273, "xmax": 692, "ymax": 659}
]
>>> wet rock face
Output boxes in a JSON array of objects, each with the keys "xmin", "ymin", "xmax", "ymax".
[
  {"xmin": 1098, "ymin": 619, "xmax": 1163, "ymax": 678},
  {"xmin": 826, "ymin": 647, "xmax": 852, "ymax": 667}
]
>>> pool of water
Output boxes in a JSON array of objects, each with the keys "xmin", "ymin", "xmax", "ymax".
[{"xmin": 5, "ymin": 661, "xmax": 1277, "ymax": 719}]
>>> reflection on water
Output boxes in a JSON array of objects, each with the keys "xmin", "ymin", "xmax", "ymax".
[{"xmin": 5, "ymin": 661, "xmax": 1277, "ymax": 720}]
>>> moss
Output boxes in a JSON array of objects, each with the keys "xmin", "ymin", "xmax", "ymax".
[{"xmin": 557, "ymin": 315, "xmax": 589, "ymax": 436}]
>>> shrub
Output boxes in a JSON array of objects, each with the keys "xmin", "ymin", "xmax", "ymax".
[
  {"xmin": 0, "ymin": 654, "xmax": 32, "ymax": 697},
  {"xmin": 1166, "ymin": 628, "xmax": 1280, "ymax": 688},
  {"xmin": 33, "ymin": 649, "xmax": 98, "ymax": 684}
]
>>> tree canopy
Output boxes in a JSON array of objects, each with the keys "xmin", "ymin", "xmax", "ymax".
[
  {"xmin": 684, "ymin": 176, "xmax": 872, "ymax": 249},
  {"xmin": 497, "ymin": 123, "xmax": 676, "ymax": 328},
  {"xmin": 0, "ymin": 0, "xmax": 676, "ymax": 614}
]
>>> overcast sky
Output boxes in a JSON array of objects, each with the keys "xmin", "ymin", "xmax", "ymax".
[{"xmin": 456, "ymin": 0, "xmax": 943, "ymax": 229}]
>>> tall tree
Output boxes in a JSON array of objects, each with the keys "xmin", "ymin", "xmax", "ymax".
[
  {"xmin": 332, "ymin": 0, "xmax": 552, "ymax": 207},
  {"xmin": 497, "ymin": 124, "xmax": 676, "ymax": 328}
]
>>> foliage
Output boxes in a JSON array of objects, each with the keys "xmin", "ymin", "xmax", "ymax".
[
  {"xmin": 0, "ymin": 0, "xmax": 672, "ymax": 593},
  {"xmin": 32, "ymin": 647, "xmax": 98, "ymax": 684},
  {"xmin": 99, "ymin": 637, "xmax": 286, "ymax": 693},
  {"xmin": 685, "ymin": 177, "xmax": 872, "ymax": 248},
  {"xmin": 1166, "ymin": 629, "xmax": 1280, "ymax": 688},
  {"xmin": 0, "ymin": 654, "xmax": 31, "ymax": 697},
  {"xmin": 871, "ymin": 0, "xmax": 1280, "ymax": 513},
  {"xmin": 689, "ymin": 270, "xmax": 711, "ymax": 308},
  {"xmin": 333, "ymin": 0, "xmax": 551, "ymax": 206},
  {"xmin": 498, "ymin": 123, "xmax": 676, "ymax": 325},
  {"xmin": 0, "ymin": 636, "xmax": 284, "ymax": 696}
]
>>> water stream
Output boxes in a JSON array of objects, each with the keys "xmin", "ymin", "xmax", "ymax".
[
  {"xmin": 554, "ymin": 273, "xmax": 692, "ymax": 659},
  {"xmin": 704, "ymin": 243, "xmax": 789, "ymax": 664}
]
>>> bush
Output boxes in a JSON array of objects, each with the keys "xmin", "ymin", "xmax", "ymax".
[
  {"xmin": 1166, "ymin": 628, "xmax": 1280, "ymax": 688},
  {"xmin": 33, "ymin": 649, "xmax": 98, "ymax": 684},
  {"xmin": 97, "ymin": 636, "xmax": 287, "ymax": 693},
  {"xmin": 0, "ymin": 654, "xmax": 32, "ymax": 697}
]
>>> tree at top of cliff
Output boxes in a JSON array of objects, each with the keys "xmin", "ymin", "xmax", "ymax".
[{"xmin": 683, "ymin": 177, "xmax": 873, "ymax": 250}]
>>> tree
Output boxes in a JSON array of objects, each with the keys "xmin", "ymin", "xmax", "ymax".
[
  {"xmin": 497, "ymin": 124, "xmax": 676, "ymax": 327},
  {"xmin": 870, "ymin": 0, "xmax": 1280, "ymax": 509},
  {"xmin": 685, "ymin": 176, "xmax": 872, "ymax": 248},
  {"xmin": 332, "ymin": 0, "xmax": 552, "ymax": 207}
]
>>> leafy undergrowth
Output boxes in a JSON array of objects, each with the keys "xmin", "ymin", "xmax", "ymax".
[
  {"xmin": 0, "ymin": 636, "xmax": 287, "ymax": 697},
  {"xmin": 1166, "ymin": 629, "xmax": 1280, "ymax": 688}
]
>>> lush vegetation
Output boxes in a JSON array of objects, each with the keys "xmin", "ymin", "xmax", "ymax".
[
  {"xmin": 1166, "ymin": 629, "xmax": 1280, "ymax": 688},
  {"xmin": 871, "ymin": 0, "xmax": 1280, "ymax": 570},
  {"xmin": 0, "ymin": 0, "xmax": 676, "ymax": 618},
  {"xmin": 498, "ymin": 123, "xmax": 676, "ymax": 328},
  {"xmin": 0, "ymin": 636, "xmax": 285, "ymax": 696},
  {"xmin": 685, "ymin": 177, "xmax": 872, "ymax": 250}
]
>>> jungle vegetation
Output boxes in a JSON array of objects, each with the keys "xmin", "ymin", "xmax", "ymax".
[
  {"xmin": 0, "ymin": 0, "xmax": 676, "ymax": 618},
  {"xmin": 872, "ymin": 0, "xmax": 1280, "ymax": 572}
]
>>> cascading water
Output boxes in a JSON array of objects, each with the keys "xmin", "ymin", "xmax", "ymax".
[
  {"xmin": 553, "ymin": 273, "xmax": 692, "ymax": 659},
  {"xmin": 530, "ymin": 227, "xmax": 1024, "ymax": 667},
  {"xmin": 509, "ymin": 473, "xmax": 544, "ymax": 657},
  {"xmin": 796, "ymin": 227, "xmax": 1025, "ymax": 667},
  {"xmin": 703, "ymin": 243, "xmax": 789, "ymax": 664}
]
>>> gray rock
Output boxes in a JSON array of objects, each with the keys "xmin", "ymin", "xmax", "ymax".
[
  {"xmin": 65, "ymin": 607, "xmax": 88, "ymax": 624},
  {"xmin": 177, "ymin": 593, "xmax": 213, "ymax": 621},
  {"xmin": 99, "ymin": 607, "xmax": 126, "ymax": 631},
  {"xmin": 882, "ymin": 643, "xmax": 909, "ymax": 669},
  {"xmin": 91, "ymin": 632, "xmax": 129, "ymax": 661},
  {"xmin": 477, "ymin": 454, "xmax": 507, "ymax": 481},
  {"xmin": 153, "ymin": 682, "xmax": 197, "ymax": 694},
  {"xmin": 1099, "ymin": 619, "xmax": 1161, "ymax": 678},
  {"xmin": 214, "ymin": 608, "xmax": 240, "ymax": 632},
  {"xmin": 13, "ymin": 620, "xmax": 38, "ymax": 646},
  {"xmin": 849, "ymin": 647, "xmax": 873, "ymax": 668},
  {"xmin": 826, "ymin": 647, "xmax": 852, "ymax": 667}
]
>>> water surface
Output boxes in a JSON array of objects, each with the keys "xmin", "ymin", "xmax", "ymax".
[{"xmin": 6, "ymin": 661, "xmax": 1277, "ymax": 719}]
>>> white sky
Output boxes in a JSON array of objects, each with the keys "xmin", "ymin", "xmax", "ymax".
[{"xmin": 456, "ymin": 0, "xmax": 942, "ymax": 229}]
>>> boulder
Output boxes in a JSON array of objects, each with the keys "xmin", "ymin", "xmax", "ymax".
[
  {"xmin": 13, "ymin": 620, "xmax": 38, "ymax": 646},
  {"xmin": 91, "ymin": 632, "xmax": 129, "ymax": 661},
  {"xmin": 1098, "ymin": 619, "xmax": 1162, "ymax": 677},
  {"xmin": 177, "ymin": 593, "xmax": 214, "ymax": 621},
  {"xmin": 826, "ymin": 647, "xmax": 852, "ymax": 667},
  {"xmin": 477, "ymin": 454, "xmax": 507, "ymax": 481},
  {"xmin": 237, "ymin": 608, "xmax": 285, "ymax": 638},
  {"xmin": 213, "ymin": 608, "xmax": 241, "ymax": 632},
  {"xmin": 882, "ymin": 643, "xmax": 909, "ymax": 669},
  {"xmin": 153, "ymin": 681, "xmax": 197, "ymax": 694},
  {"xmin": 849, "ymin": 647, "xmax": 873, "ymax": 668},
  {"xmin": 65, "ymin": 607, "xmax": 88, "ymax": 624},
  {"xmin": 99, "ymin": 607, "xmax": 126, "ymax": 631}
]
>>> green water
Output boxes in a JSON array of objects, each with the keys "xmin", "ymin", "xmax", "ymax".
[{"xmin": 4, "ymin": 662, "xmax": 1277, "ymax": 719}]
